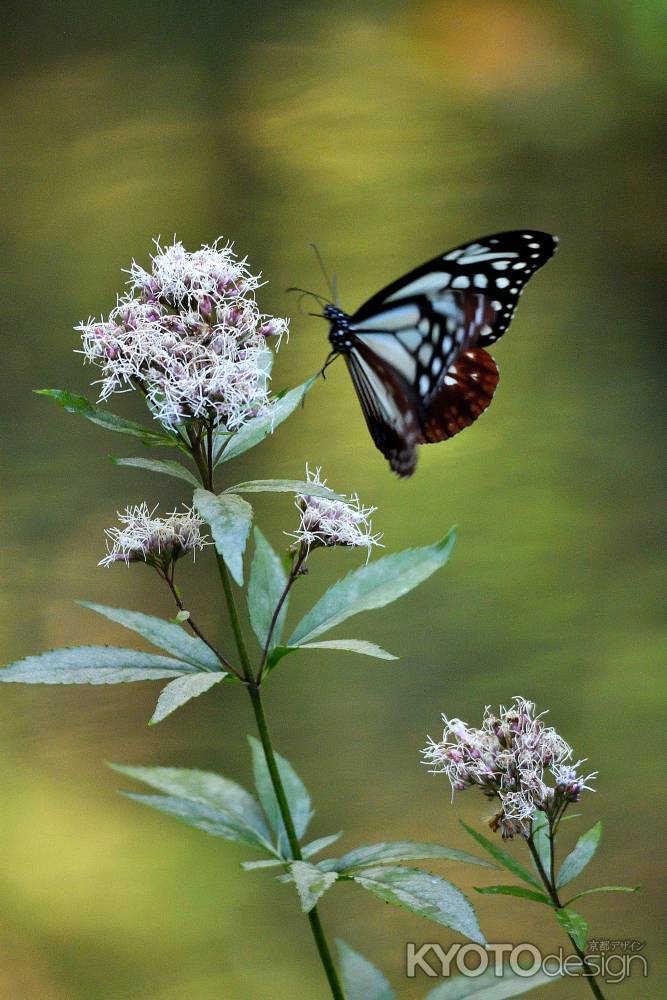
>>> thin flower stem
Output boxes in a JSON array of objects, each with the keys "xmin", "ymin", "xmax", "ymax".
[
  {"xmin": 256, "ymin": 546, "xmax": 307, "ymax": 684},
  {"xmin": 159, "ymin": 567, "xmax": 241, "ymax": 679},
  {"xmin": 526, "ymin": 834, "xmax": 606, "ymax": 1000},
  {"xmin": 189, "ymin": 435, "xmax": 345, "ymax": 1000}
]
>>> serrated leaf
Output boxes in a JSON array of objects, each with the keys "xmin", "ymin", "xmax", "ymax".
[
  {"xmin": 555, "ymin": 907, "xmax": 588, "ymax": 950},
  {"xmin": 423, "ymin": 965, "xmax": 562, "ymax": 999},
  {"xmin": 460, "ymin": 822, "xmax": 540, "ymax": 888},
  {"xmin": 352, "ymin": 865, "xmax": 484, "ymax": 944},
  {"xmin": 247, "ymin": 528, "xmax": 288, "ymax": 649},
  {"xmin": 474, "ymin": 884, "xmax": 550, "ymax": 905},
  {"xmin": 215, "ymin": 376, "xmax": 317, "ymax": 464},
  {"xmin": 288, "ymin": 861, "xmax": 338, "ymax": 912},
  {"xmin": 248, "ymin": 736, "xmax": 312, "ymax": 853},
  {"xmin": 79, "ymin": 602, "xmax": 222, "ymax": 671},
  {"xmin": 337, "ymin": 940, "xmax": 395, "ymax": 1000},
  {"xmin": 241, "ymin": 859, "xmax": 287, "ymax": 871},
  {"xmin": 241, "ymin": 832, "xmax": 343, "ymax": 871},
  {"xmin": 36, "ymin": 390, "xmax": 176, "ymax": 446},
  {"xmin": 556, "ymin": 821, "xmax": 602, "ymax": 889},
  {"xmin": 123, "ymin": 793, "xmax": 275, "ymax": 853},
  {"xmin": 110, "ymin": 764, "xmax": 273, "ymax": 847},
  {"xmin": 225, "ymin": 479, "xmax": 342, "ymax": 499},
  {"xmin": 149, "ymin": 672, "xmax": 226, "ymax": 724},
  {"xmin": 288, "ymin": 529, "xmax": 456, "ymax": 645},
  {"xmin": 112, "ymin": 456, "xmax": 199, "ymax": 485},
  {"xmin": 193, "ymin": 489, "xmax": 253, "ymax": 586},
  {"xmin": 323, "ymin": 841, "xmax": 495, "ymax": 874},
  {"xmin": 0, "ymin": 646, "xmax": 195, "ymax": 684},
  {"xmin": 565, "ymin": 885, "xmax": 638, "ymax": 905}
]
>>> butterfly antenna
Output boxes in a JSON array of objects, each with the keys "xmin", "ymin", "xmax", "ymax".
[
  {"xmin": 331, "ymin": 271, "xmax": 340, "ymax": 307},
  {"xmin": 309, "ymin": 243, "xmax": 337, "ymax": 302},
  {"xmin": 285, "ymin": 287, "xmax": 329, "ymax": 315}
]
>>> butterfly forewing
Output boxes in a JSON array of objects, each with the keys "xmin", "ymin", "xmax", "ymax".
[{"xmin": 327, "ymin": 229, "xmax": 557, "ymax": 475}]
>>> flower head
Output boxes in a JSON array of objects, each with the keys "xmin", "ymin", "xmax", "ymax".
[
  {"xmin": 422, "ymin": 697, "xmax": 596, "ymax": 838},
  {"xmin": 99, "ymin": 503, "xmax": 209, "ymax": 570},
  {"xmin": 287, "ymin": 465, "xmax": 382, "ymax": 559},
  {"xmin": 77, "ymin": 238, "xmax": 288, "ymax": 430}
]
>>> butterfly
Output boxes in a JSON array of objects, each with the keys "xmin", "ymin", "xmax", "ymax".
[{"xmin": 321, "ymin": 230, "xmax": 558, "ymax": 477}]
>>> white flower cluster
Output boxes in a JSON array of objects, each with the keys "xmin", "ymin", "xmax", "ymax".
[
  {"xmin": 77, "ymin": 238, "xmax": 289, "ymax": 429},
  {"xmin": 99, "ymin": 503, "xmax": 209, "ymax": 569},
  {"xmin": 422, "ymin": 697, "xmax": 596, "ymax": 838},
  {"xmin": 287, "ymin": 465, "xmax": 382, "ymax": 559}
]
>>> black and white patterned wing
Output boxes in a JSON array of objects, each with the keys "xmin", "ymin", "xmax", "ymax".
[{"xmin": 351, "ymin": 230, "xmax": 557, "ymax": 347}]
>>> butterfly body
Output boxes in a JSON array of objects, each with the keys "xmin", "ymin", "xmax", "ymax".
[{"xmin": 325, "ymin": 230, "xmax": 557, "ymax": 477}]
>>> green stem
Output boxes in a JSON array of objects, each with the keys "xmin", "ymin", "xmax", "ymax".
[
  {"xmin": 206, "ymin": 471, "xmax": 344, "ymax": 999},
  {"xmin": 527, "ymin": 834, "xmax": 606, "ymax": 1000}
]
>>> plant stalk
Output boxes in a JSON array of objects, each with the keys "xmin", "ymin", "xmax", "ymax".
[{"xmin": 526, "ymin": 834, "xmax": 606, "ymax": 1000}]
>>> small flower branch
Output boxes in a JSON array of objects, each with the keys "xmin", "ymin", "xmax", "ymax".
[
  {"xmin": 257, "ymin": 543, "xmax": 308, "ymax": 683},
  {"xmin": 526, "ymin": 821, "xmax": 606, "ymax": 1000}
]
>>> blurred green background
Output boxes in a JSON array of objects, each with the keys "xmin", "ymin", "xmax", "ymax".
[{"xmin": 1, "ymin": 1, "xmax": 665, "ymax": 997}]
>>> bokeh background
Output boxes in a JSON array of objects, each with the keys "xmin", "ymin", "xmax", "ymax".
[{"xmin": 1, "ymin": 1, "xmax": 665, "ymax": 997}]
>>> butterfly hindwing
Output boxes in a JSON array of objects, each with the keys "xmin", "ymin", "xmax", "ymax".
[{"xmin": 419, "ymin": 348, "xmax": 500, "ymax": 444}]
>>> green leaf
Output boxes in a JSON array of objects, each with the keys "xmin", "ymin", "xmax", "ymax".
[
  {"xmin": 337, "ymin": 940, "xmax": 395, "ymax": 1000},
  {"xmin": 423, "ymin": 965, "xmax": 562, "ymax": 999},
  {"xmin": 565, "ymin": 885, "xmax": 638, "ymax": 905},
  {"xmin": 110, "ymin": 763, "xmax": 273, "ymax": 851},
  {"xmin": 248, "ymin": 736, "xmax": 312, "ymax": 853},
  {"xmin": 322, "ymin": 841, "xmax": 495, "ymax": 874},
  {"xmin": 123, "ymin": 793, "xmax": 276, "ymax": 853},
  {"xmin": 0, "ymin": 646, "xmax": 196, "ymax": 684},
  {"xmin": 193, "ymin": 489, "xmax": 253, "ymax": 586},
  {"xmin": 531, "ymin": 810, "xmax": 552, "ymax": 882},
  {"xmin": 215, "ymin": 376, "xmax": 317, "ymax": 464},
  {"xmin": 555, "ymin": 907, "xmax": 588, "ymax": 950},
  {"xmin": 267, "ymin": 639, "xmax": 397, "ymax": 670},
  {"xmin": 112, "ymin": 456, "xmax": 199, "ymax": 485},
  {"xmin": 474, "ymin": 884, "xmax": 550, "ymax": 905},
  {"xmin": 460, "ymin": 822, "xmax": 540, "ymax": 888},
  {"xmin": 302, "ymin": 832, "xmax": 343, "ymax": 858},
  {"xmin": 288, "ymin": 861, "xmax": 338, "ymax": 912},
  {"xmin": 225, "ymin": 479, "xmax": 342, "ymax": 499},
  {"xmin": 352, "ymin": 865, "xmax": 485, "ymax": 944},
  {"xmin": 36, "ymin": 390, "xmax": 176, "ymax": 447},
  {"xmin": 247, "ymin": 528, "xmax": 288, "ymax": 649},
  {"xmin": 556, "ymin": 821, "xmax": 602, "ymax": 889},
  {"xmin": 149, "ymin": 672, "xmax": 226, "ymax": 725},
  {"xmin": 288, "ymin": 529, "xmax": 456, "ymax": 645},
  {"xmin": 79, "ymin": 602, "xmax": 222, "ymax": 672}
]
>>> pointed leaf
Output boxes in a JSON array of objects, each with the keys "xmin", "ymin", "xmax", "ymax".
[
  {"xmin": 123, "ymin": 793, "xmax": 276, "ymax": 852},
  {"xmin": 531, "ymin": 811, "xmax": 552, "ymax": 882},
  {"xmin": 267, "ymin": 640, "xmax": 397, "ymax": 670},
  {"xmin": 565, "ymin": 885, "xmax": 638, "ymax": 905},
  {"xmin": 79, "ymin": 602, "xmax": 222, "ymax": 671},
  {"xmin": 556, "ymin": 821, "xmax": 602, "ymax": 889},
  {"xmin": 302, "ymin": 832, "xmax": 344, "ymax": 857},
  {"xmin": 337, "ymin": 940, "xmax": 395, "ymax": 1000},
  {"xmin": 474, "ymin": 884, "xmax": 550, "ymax": 905},
  {"xmin": 289, "ymin": 529, "xmax": 456, "ymax": 645},
  {"xmin": 460, "ymin": 822, "xmax": 540, "ymax": 888},
  {"xmin": 288, "ymin": 861, "xmax": 338, "ymax": 912},
  {"xmin": 225, "ymin": 479, "xmax": 342, "ymax": 499},
  {"xmin": 423, "ymin": 965, "xmax": 562, "ymax": 999},
  {"xmin": 248, "ymin": 736, "xmax": 312, "ymax": 852},
  {"xmin": 555, "ymin": 907, "xmax": 588, "ymax": 950},
  {"xmin": 110, "ymin": 764, "xmax": 271, "ymax": 843},
  {"xmin": 0, "ymin": 646, "xmax": 195, "ymax": 684},
  {"xmin": 112, "ymin": 456, "xmax": 198, "ymax": 485},
  {"xmin": 149, "ymin": 672, "xmax": 226, "ymax": 725},
  {"xmin": 324, "ymin": 841, "xmax": 495, "ymax": 874},
  {"xmin": 215, "ymin": 377, "xmax": 317, "ymax": 464},
  {"xmin": 247, "ymin": 528, "xmax": 288, "ymax": 649},
  {"xmin": 352, "ymin": 866, "xmax": 484, "ymax": 944},
  {"xmin": 193, "ymin": 489, "xmax": 252, "ymax": 586},
  {"xmin": 36, "ymin": 390, "xmax": 176, "ymax": 446}
]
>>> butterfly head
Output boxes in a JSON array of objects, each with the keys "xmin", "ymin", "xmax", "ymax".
[{"xmin": 324, "ymin": 305, "xmax": 354, "ymax": 354}]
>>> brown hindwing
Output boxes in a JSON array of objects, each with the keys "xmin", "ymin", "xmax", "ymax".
[{"xmin": 419, "ymin": 348, "xmax": 500, "ymax": 443}]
